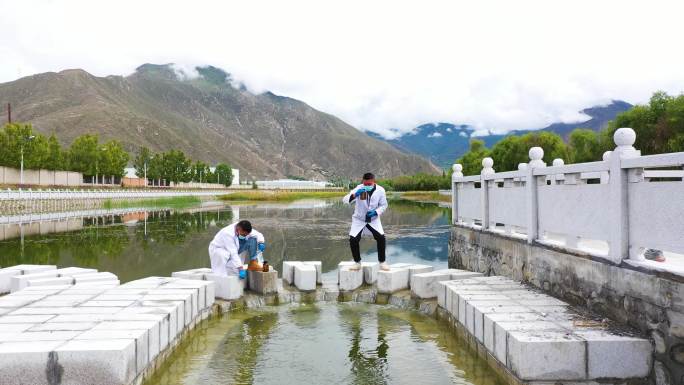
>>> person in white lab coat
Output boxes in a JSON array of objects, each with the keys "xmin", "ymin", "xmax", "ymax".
[
  {"xmin": 208, "ymin": 220, "xmax": 266, "ymax": 278},
  {"xmin": 343, "ymin": 172, "xmax": 390, "ymax": 271}
]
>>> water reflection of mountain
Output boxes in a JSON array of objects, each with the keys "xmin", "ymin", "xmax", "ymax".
[{"xmin": 0, "ymin": 199, "xmax": 450, "ymax": 282}]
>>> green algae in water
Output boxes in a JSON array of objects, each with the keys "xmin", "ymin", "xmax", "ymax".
[{"xmin": 145, "ymin": 303, "xmax": 506, "ymax": 385}]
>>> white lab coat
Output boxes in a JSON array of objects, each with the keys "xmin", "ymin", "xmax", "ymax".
[
  {"xmin": 208, "ymin": 222, "xmax": 265, "ymax": 276},
  {"xmin": 343, "ymin": 184, "xmax": 388, "ymax": 236}
]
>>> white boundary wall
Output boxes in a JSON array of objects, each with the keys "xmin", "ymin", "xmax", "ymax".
[{"xmin": 451, "ymin": 127, "xmax": 684, "ymax": 267}]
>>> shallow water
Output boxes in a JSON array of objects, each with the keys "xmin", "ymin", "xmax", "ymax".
[
  {"xmin": 0, "ymin": 199, "xmax": 450, "ymax": 281},
  {"xmin": 145, "ymin": 303, "xmax": 505, "ymax": 385}
]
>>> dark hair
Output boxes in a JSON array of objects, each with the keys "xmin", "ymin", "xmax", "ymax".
[
  {"xmin": 236, "ymin": 220, "xmax": 252, "ymax": 233},
  {"xmin": 362, "ymin": 172, "xmax": 375, "ymax": 180}
]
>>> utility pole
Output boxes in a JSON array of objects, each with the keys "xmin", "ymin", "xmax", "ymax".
[{"xmin": 7, "ymin": 103, "xmax": 11, "ymax": 124}]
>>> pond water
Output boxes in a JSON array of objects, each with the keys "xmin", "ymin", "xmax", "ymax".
[
  {"xmin": 0, "ymin": 199, "xmax": 450, "ymax": 282},
  {"xmin": 145, "ymin": 303, "xmax": 505, "ymax": 385}
]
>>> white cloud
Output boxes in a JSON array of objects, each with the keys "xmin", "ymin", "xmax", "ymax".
[
  {"xmin": 1, "ymin": 0, "xmax": 684, "ymax": 138},
  {"xmin": 459, "ymin": 131, "xmax": 469, "ymax": 138},
  {"xmin": 428, "ymin": 132, "xmax": 443, "ymax": 138}
]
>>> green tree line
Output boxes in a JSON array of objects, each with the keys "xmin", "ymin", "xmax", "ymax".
[
  {"xmin": 132, "ymin": 146, "xmax": 233, "ymax": 186},
  {"xmin": 0, "ymin": 123, "xmax": 129, "ymax": 177},
  {"xmin": 456, "ymin": 91, "xmax": 684, "ymax": 175},
  {"xmin": 0, "ymin": 123, "xmax": 233, "ymax": 186}
]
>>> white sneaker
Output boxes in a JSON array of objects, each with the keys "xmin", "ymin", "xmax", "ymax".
[
  {"xmin": 349, "ymin": 262, "xmax": 362, "ymax": 271},
  {"xmin": 380, "ymin": 262, "xmax": 390, "ymax": 271}
]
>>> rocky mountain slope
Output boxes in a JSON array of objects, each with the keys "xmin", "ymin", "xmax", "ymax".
[{"xmin": 0, "ymin": 64, "xmax": 438, "ymax": 180}]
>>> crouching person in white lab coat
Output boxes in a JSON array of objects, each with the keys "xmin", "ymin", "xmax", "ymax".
[
  {"xmin": 208, "ymin": 220, "xmax": 266, "ymax": 279},
  {"xmin": 343, "ymin": 172, "xmax": 390, "ymax": 271}
]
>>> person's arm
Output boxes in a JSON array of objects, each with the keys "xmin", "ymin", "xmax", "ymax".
[
  {"xmin": 343, "ymin": 189, "xmax": 357, "ymax": 205},
  {"xmin": 225, "ymin": 251, "xmax": 244, "ymax": 272},
  {"xmin": 251, "ymin": 229, "xmax": 265, "ymax": 244},
  {"xmin": 375, "ymin": 189, "xmax": 389, "ymax": 216}
]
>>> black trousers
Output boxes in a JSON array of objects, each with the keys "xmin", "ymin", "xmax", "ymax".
[{"xmin": 349, "ymin": 224, "xmax": 386, "ymax": 263}]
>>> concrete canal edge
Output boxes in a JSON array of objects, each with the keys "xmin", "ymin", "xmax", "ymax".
[{"xmin": 449, "ymin": 224, "xmax": 681, "ymax": 385}]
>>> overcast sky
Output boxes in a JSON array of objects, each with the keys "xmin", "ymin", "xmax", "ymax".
[{"xmin": 2, "ymin": 0, "xmax": 684, "ymax": 138}]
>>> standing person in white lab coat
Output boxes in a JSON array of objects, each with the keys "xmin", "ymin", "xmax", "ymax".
[
  {"xmin": 208, "ymin": 220, "xmax": 266, "ymax": 278},
  {"xmin": 343, "ymin": 172, "xmax": 390, "ymax": 271}
]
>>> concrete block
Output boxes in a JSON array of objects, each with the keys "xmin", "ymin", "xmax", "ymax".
[
  {"xmin": 0, "ymin": 331, "xmax": 82, "ymax": 342},
  {"xmin": 10, "ymin": 271, "xmax": 59, "ymax": 292},
  {"xmin": 160, "ymin": 279, "xmax": 212, "ymax": 310},
  {"xmin": 506, "ymin": 331, "xmax": 586, "ymax": 380},
  {"xmin": 206, "ymin": 274, "xmax": 242, "ymax": 300},
  {"xmin": 470, "ymin": 300, "xmax": 523, "ymax": 342},
  {"xmin": 55, "ymin": 267, "xmax": 98, "ymax": 276},
  {"xmin": 483, "ymin": 312, "xmax": 543, "ymax": 354},
  {"xmin": 411, "ymin": 271, "xmax": 453, "ymax": 299},
  {"xmin": 0, "ymin": 268, "xmax": 22, "ymax": 294},
  {"xmin": 56, "ymin": 338, "xmax": 137, "ymax": 385},
  {"xmin": 171, "ymin": 271, "xmax": 205, "ymax": 280},
  {"xmin": 449, "ymin": 271, "xmax": 484, "ymax": 280},
  {"xmin": 138, "ymin": 301, "xmax": 183, "ymax": 337},
  {"xmin": 108, "ymin": 313, "xmax": 170, "ymax": 353},
  {"xmin": 457, "ymin": 294, "xmax": 510, "ymax": 327},
  {"xmin": 12, "ymin": 264, "xmax": 57, "ymax": 274},
  {"xmin": 0, "ymin": 340, "xmax": 68, "ymax": 385},
  {"xmin": 73, "ymin": 272, "xmax": 118, "ymax": 283},
  {"xmin": 76, "ymin": 329, "xmax": 149, "ymax": 373},
  {"xmin": 94, "ymin": 320, "xmax": 161, "ymax": 362},
  {"xmin": 29, "ymin": 322, "xmax": 96, "ymax": 331},
  {"xmin": 407, "ymin": 264, "xmax": 433, "ymax": 281},
  {"xmin": 81, "ymin": 300, "xmax": 136, "ymax": 307},
  {"xmin": 574, "ymin": 330, "xmax": 652, "ymax": 379},
  {"xmin": 339, "ymin": 266, "xmax": 363, "ymax": 291},
  {"xmin": 303, "ymin": 261, "xmax": 322, "ymax": 284},
  {"xmin": 247, "ymin": 270, "xmax": 278, "ymax": 294},
  {"xmin": 282, "ymin": 261, "xmax": 301, "ymax": 285},
  {"xmin": 361, "ymin": 262, "xmax": 379, "ymax": 284},
  {"xmin": 143, "ymin": 294, "xmax": 193, "ymax": 325},
  {"xmin": 0, "ymin": 296, "xmax": 42, "ymax": 308},
  {"xmin": 0, "ymin": 323, "xmax": 35, "ymax": 332},
  {"xmin": 494, "ymin": 321, "xmax": 568, "ymax": 365},
  {"xmin": 294, "ymin": 264, "xmax": 317, "ymax": 291},
  {"xmin": 0, "ymin": 314, "xmax": 57, "ymax": 323},
  {"xmin": 24, "ymin": 277, "xmax": 74, "ymax": 289},
  {"xmin": 377, "ymin": 267, "xmax": 410, "ymax": 294}
]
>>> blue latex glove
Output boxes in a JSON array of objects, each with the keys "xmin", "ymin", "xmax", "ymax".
[
  {"xmin": 367, "ymin": 209, "xmax": 378, "ymax": 218},
  {"xmin": 354, "ymin": 189, "xmax": 364, "ymax": 197},
  {"xmin": 238, "ymin": 270, "xmax": 246, "ymax": 279},
  {"xmin": 258, "ymin": 243, "xmax": 266, "ymax": 252}
]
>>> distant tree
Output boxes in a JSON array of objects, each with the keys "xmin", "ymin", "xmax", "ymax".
[
  {"xmin": 489, "ymin": 135, "xmax": 528, "ymax": 172},
  {"xmin": 161, "ymin": 150, "xmax": 191, "ymax": 183},
  {"xmin": 68, "ymin": 134, "xmax": 99, "ymax": 175},
  {"xmin": 44, "ymin": 134, "xmax": 65, "ymax": 170},
  {"xmin": 133, "ymin": 146, "xmax": 152, "ymax": 179},
  {"xmin": 457, "ymin": 139, "xmax": 491, "ymax": 175},
  {"xmin": 0, "ymin": 123, "xmax": 49, "ymax": 169},
  {"xmin": 99, "ymin": 140, "xmax": 129, "ymax": 177},
  {"xmin": 214, "ymin": 163, "xmax": 233, "ymax": 186},
  {"xmin": 607, "ymin": 91, "xmax": 684, "ymax": 154},
  {"xmin": 520, "ymin": 131, "xmax": 569, "ymax": 165},
  {"xmin": 191, "ymin": 161, "xmax": 210, "ymax": 183},
  {"xmin": 568, "ymin": 129, "xmax": 602, "ymax": 163}
]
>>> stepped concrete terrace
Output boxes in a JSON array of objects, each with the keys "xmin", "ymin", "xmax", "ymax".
[{"xmin": 0, "ymin": 262, "xmax": 654, "ymax": 385}]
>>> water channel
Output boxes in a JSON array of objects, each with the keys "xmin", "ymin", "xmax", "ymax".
[{"xmin": 0, "ymin": 198, "xmax": 506, "ymax": 384}]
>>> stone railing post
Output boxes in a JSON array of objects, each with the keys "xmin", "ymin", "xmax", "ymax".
[
  {"xmin": 526, "ymin": 147, "xmax": 545, "ymax": 243},
  {"xmin": 451, "ymin": 163, "xmax": 463, "ymax": 225},
  {"xmin": 481, "ymin": 157, "xmax": 494, "ymax": 229},
  {"xmin": 608, "ymin": 127, "xmax": 640, "ymax": 264}
]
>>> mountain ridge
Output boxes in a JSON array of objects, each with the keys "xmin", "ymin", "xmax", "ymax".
[
  {"xmin": 373, "ymin": 100, "xmax": 633, "ymax": 167},
  {"xmin": 0, "ymin": 64, "xmax": 439, "ymax": 180}
]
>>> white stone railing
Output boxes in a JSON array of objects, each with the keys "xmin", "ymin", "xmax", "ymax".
[{"xmin": 451, "ymin": 127, "xmax": 684, "ymax": 265}]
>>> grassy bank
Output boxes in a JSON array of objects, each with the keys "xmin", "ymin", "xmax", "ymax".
[
  {"xmin": 218, "ymin": 191, "xmax": 345, "ymax": 202},
  {"xmin": 395, "ymin": 191, "xmax": 451, "ymax": 203},
  {"xmin": 102, "ymin": 196, "xmax": 202, "ymax": 209}
]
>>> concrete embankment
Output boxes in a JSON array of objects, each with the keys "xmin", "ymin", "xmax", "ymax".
[
  {"xmin": 0, "ymin": 261, "xmax": 654, "ymax": 385},
  {"xmin": 450, "ymin": 225, "xmax": 680, "ymax": 384}
]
